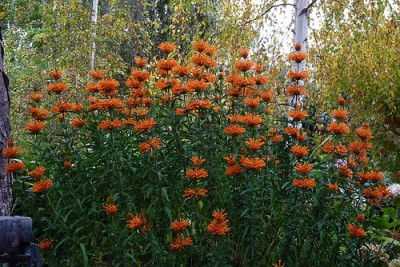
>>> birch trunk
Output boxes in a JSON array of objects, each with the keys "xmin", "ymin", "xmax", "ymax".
[
  {"xmin": 0, "ymin": 26, "xmax": 12, "ymax": 216},
  {"xmin": 291, "ymin": 0, "xmax": 308, "ymax": 106},
  {"xmin": 90, "ymin": 0, "xmax": 99, "ymax": 70}
]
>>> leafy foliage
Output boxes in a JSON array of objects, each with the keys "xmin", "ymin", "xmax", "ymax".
[{"xmin": 6, "ymin": 42, "xmax": 398, "ymax": 266}]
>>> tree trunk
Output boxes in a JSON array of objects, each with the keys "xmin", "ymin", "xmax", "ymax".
[
  {"xmin": 292, "ymin": 0, "xmax": 308, "ymax": 89},
  {"xmin": 293, "ymin": 0, "xmax": 308, "ymax": 58},
  {"xmin": 290, "ymin": 0, "xmax": 308, "ymax": 108},
  {"xmin": 90, "ymin": 0, "xmax": 99, "ymax": 70},
  {"xmin": 0, "ymin": 25, "xmax": 12, "ymax": 216}
]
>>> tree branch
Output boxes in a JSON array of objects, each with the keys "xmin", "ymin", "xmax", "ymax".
[
  {"xmin": 300, "ymin": 0, "xmax": 318, "ymax": 16},
  {"xmin": 241, "ymin": 3, "xmax": 295, "ymax": 27}
]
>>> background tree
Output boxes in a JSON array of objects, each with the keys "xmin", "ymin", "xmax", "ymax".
[
  {"xmin": 310, "ymin": 0, "xmax": 400, "ymax": 173},
  {"xmin": 0, "ymin": 24, "xmax": 12, "ymax": 216}
]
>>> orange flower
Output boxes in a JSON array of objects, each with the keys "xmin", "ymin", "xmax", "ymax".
[
  {"xmin": 134, "ymin": 118, "xmax": 157, "ymax": 133},
  {"xmin": 234, "ymin": 60, "xmax": 253, "ymax": 72},
  {"xmin": 132, "ymin": 107, "xmax": 150, "ymax": 117},
  {"xmin": 272, "ymin": 259, "xmax": 284, "ymax": 267},
  {"xmin": 49, "ymin": 69, "xmax": 62, "ymax": 80},
  {"xmin": 356, "ymin": 214, "xmax": 365, "ymax": 222},
  {"xmin": 286, "ymin": 84, "xmax": 307, "ymax": 96},
  {"xmin": 338, "ymin": 164, "xmax": 353, "ymax": 178},
  {"xmin": 202, "ymin": 73, "xmax": 216, "ymax": 83},
  {"xmin": 126, "ymin": 79, "xmax": 141, "ymax": 89},
  {"xmin": 291, "ymin": 145, "xmax": 309, "ymax": 158},
  {"xmin": 170, "ymin": 218, "xmax": 189, "ymax": 232},
  {"xmin": 284, "ymin": 126, "xmax": 299, "ymax": 136},
  {"xmin": 32, "ymin": 179, "xmax": 53, "ymax": 193},
  {"xmin": 370, "ymin": 169, "xmax": 384, "ymax": 182},
  {"xmin": 239, "ymin": 47, "xmax": 249, "ymax": 58},
  {"xmin": 170, "ymin": 235, "xmax": 193, "ymax": 250},
  {"xmin": 193, "ymin": 40, "xmax": 210, "ymax": 53},
  {"xmin": 38, "ymin": 238, "xmax": 54, "ymax": 250},
  {"xmin": 294, "ymin": 43, "xmax": 302, "ymax": 51},
  {"xmin": 5, "ymin": 161, "xmax": 26, "ymax": 173},
  {"xmin": 98, "ymin": 98, "xmax": 124, "ymax": 110},
  {"xmin": 241, "ymin": 113, "xmax": 263, "ymax": 127},
  {"xmin": 240, "ymin": 156, "xmax": 266, "ymax": 171},
  {"xmin": 332, "ymin": 108, "xmax": 349, "ymax": 120},
  {"xmin": 271, "ymin": 134, "xmax": 283, "ymax": 143},
  {"xmin": 64, "ymin": 161, "xmax": 72, "ymax": 169},
  {"xmin": 223, "ymin": 155, "xmax": 237, "ymax": 166},
  {"xmin": 186, "ymin": 99, "xmax": 212, "ymax": 110},
  {"xmin": 260, "ymin": 90, "xmax": 274, "ymax": 102},
  {"xmin": 363, "ymin": 185, "xmax": 388, "ymax": 199},
  {"xmin": 70, "ymin": 103, "xmax": 83, "ymax": 113},
  {"xmin": 98, "ymin": 79, "xmax": 120, "ymax": 94},
  {"xmin": 71, "ymin": 118, "xmax": 86, "ymax": 128},
  {"xmin": 296, "ymin": 133, "xmax": 306, "ymax": 142},
  {"xmin": 157, "ymin": 58, "xmax": 178, "ymax": 71},
  {"xmin": 224, "ymin": 165, "xmax": 242, "ymax": 176},
  {"xmin": 186, "ymin": 168, "xmax": 208, "ymax": 179},
  {"xmin": 47, "ymin": 82, "xmax": 68, "ymax": 94},
  {"xmin": 176, "ymin": 108, "xmax": 188, "ymax": 116},
  {"xmin": 327, "ymin": 182, "xmax": 339, "ymax": 192},
  {"xmin": 337, "ymin": 98, "xmax": 347, "ymax": 105},
  {"xmin": 288, "ymin": 108, "xmax": 308, "ymax": 121},
  {"xmin": 103, "ymin": 203, "xmax": 118, "ymax": 215},
  {"xmin": 191, "ymin": 54, "xmax": 216, "ymax": 68},
  {"xmin": 288, "ymin": 51, "xmax": 307, "ymax": 63},
  {"xmin": 190, "ymin": 156, "xmax": 206, "ymax": 167},
  {"xmin": 205, "ymin": 45, "xmax": 216, "ymax": 55},
  {"xmin": 159, "ymin": 42, "xmax": 176, "ymax": 54},
  {"xmin": 245, "ymin": 138, "xmax": 264, "ymax": 151},
  {"xmin": 326, "ymin": 121, "xmax": 350, "ymax": 135},
  {"xmin": 292, "ymin": 178, "xmax": 316, "ymax": 189},
  {"xmin": 349, "ymin": 141, "xmax": 371, "ymax": 156},
  {"xmin": 184, "ymin": 188, "xmax": 208, "ymax": 199},
  {"xmin": 51, "ymin": 101, "xmax": 74, "ymax": 113},
  {"xmin": 89, "ymin": 69, "xmax": 106, "ymax": 79},
  {"xmin": 98, "ymin": 118, "xmax": 122, "ymax": 131},
  {"xmin": 172, "ymin": 65, "xmax": 191, "ymax": 77},
  {"xmin": 28, "ymin": 166, "xmax": 46, "ymax": 179},
  {"xmin": 208, "ymin": 209, "xmax": 230, "ymax": 235},
  {"xmin": 141, "ymin": 221, "xmax": 153, "ymax": 234},
  {"xmin": 2, "ymin": 146, "xmax": 21, "ymax": 158},
  {"xmin": 294, "ymin": 162, "xmax": 313, "ymax": 175},
  {"xmin": 336, "ymin": 144, "xmax": 348, "ymax": 156},
  {"xmin": 254, "ymin": 75, "xmax": 268, "ymax": 85},
  {"xmin": 129, "ymin": 69, "xmax": 150, "ymax": 82},
  {"xmin": 186, "ymin": 79, "xmax": 209, "ymax": 92},
  {"xmin": 243, "ymin": 97, "xmax": 261, "ymax": 109},
  {"xmin": 29, "ymin": 92, "xmax": 44, "ymax": 102},
  {"xmin": 287, "ymin": 70, "xmax": 308, "ymax": 81},
  {"xmin": 227, "ymin": 114, "xmax": 243, "ymax": 123},
  {"xmin": 139, "ymin": 138, "xmax": 163, "ymax": 154},
  {"xmin": 127, "ymin": 213, "xmax": 145, "ymax": 229},
  {"xmin": 224, "ymin": 124, "xmax": 246, "ymax": 136},
  {"xmin": 347, "ymin": 224, "xmax": 366, "ymax": 238},
  {"xmin": 134, "ymin": 57, "xmax": 148, "ymax": 68},
  {"xmin": 356, "ymin": 125, "xmax": 373, "ymax": 141}
]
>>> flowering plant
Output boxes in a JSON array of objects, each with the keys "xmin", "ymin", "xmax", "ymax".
[{"xmin": 7, "ymin": 41, "xmax": 398, "ymax": 266}]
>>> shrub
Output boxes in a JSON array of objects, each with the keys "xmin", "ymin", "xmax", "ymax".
[{"xmin": 6, "ymin": 41, "xmax": 398, "ymax": 266}]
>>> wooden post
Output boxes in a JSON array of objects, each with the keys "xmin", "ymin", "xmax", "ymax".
[
  {"xmin": 90, "ymin": 0, "xmax": 99, "ymax": 70},
  {"xmin": 0, "ymin": 25, "xmax": 12, "ymax": 216}
]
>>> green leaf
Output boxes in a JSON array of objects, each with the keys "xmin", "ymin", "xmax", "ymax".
[{"xmin": 79, "ymin": 243, "xmax": 89, "ymax": 267}]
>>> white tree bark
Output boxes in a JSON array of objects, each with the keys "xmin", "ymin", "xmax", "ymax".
[
  {"xmin": 291, "ymin": 0, "xmax": 308, "ymax": 106},
  {"xmin": 293, "ymin": 0, "xmax": 308, "ymax": 59},
  {"xmin": 90, "ymin": 0, "xmax": 99, "ymax": 70}
]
